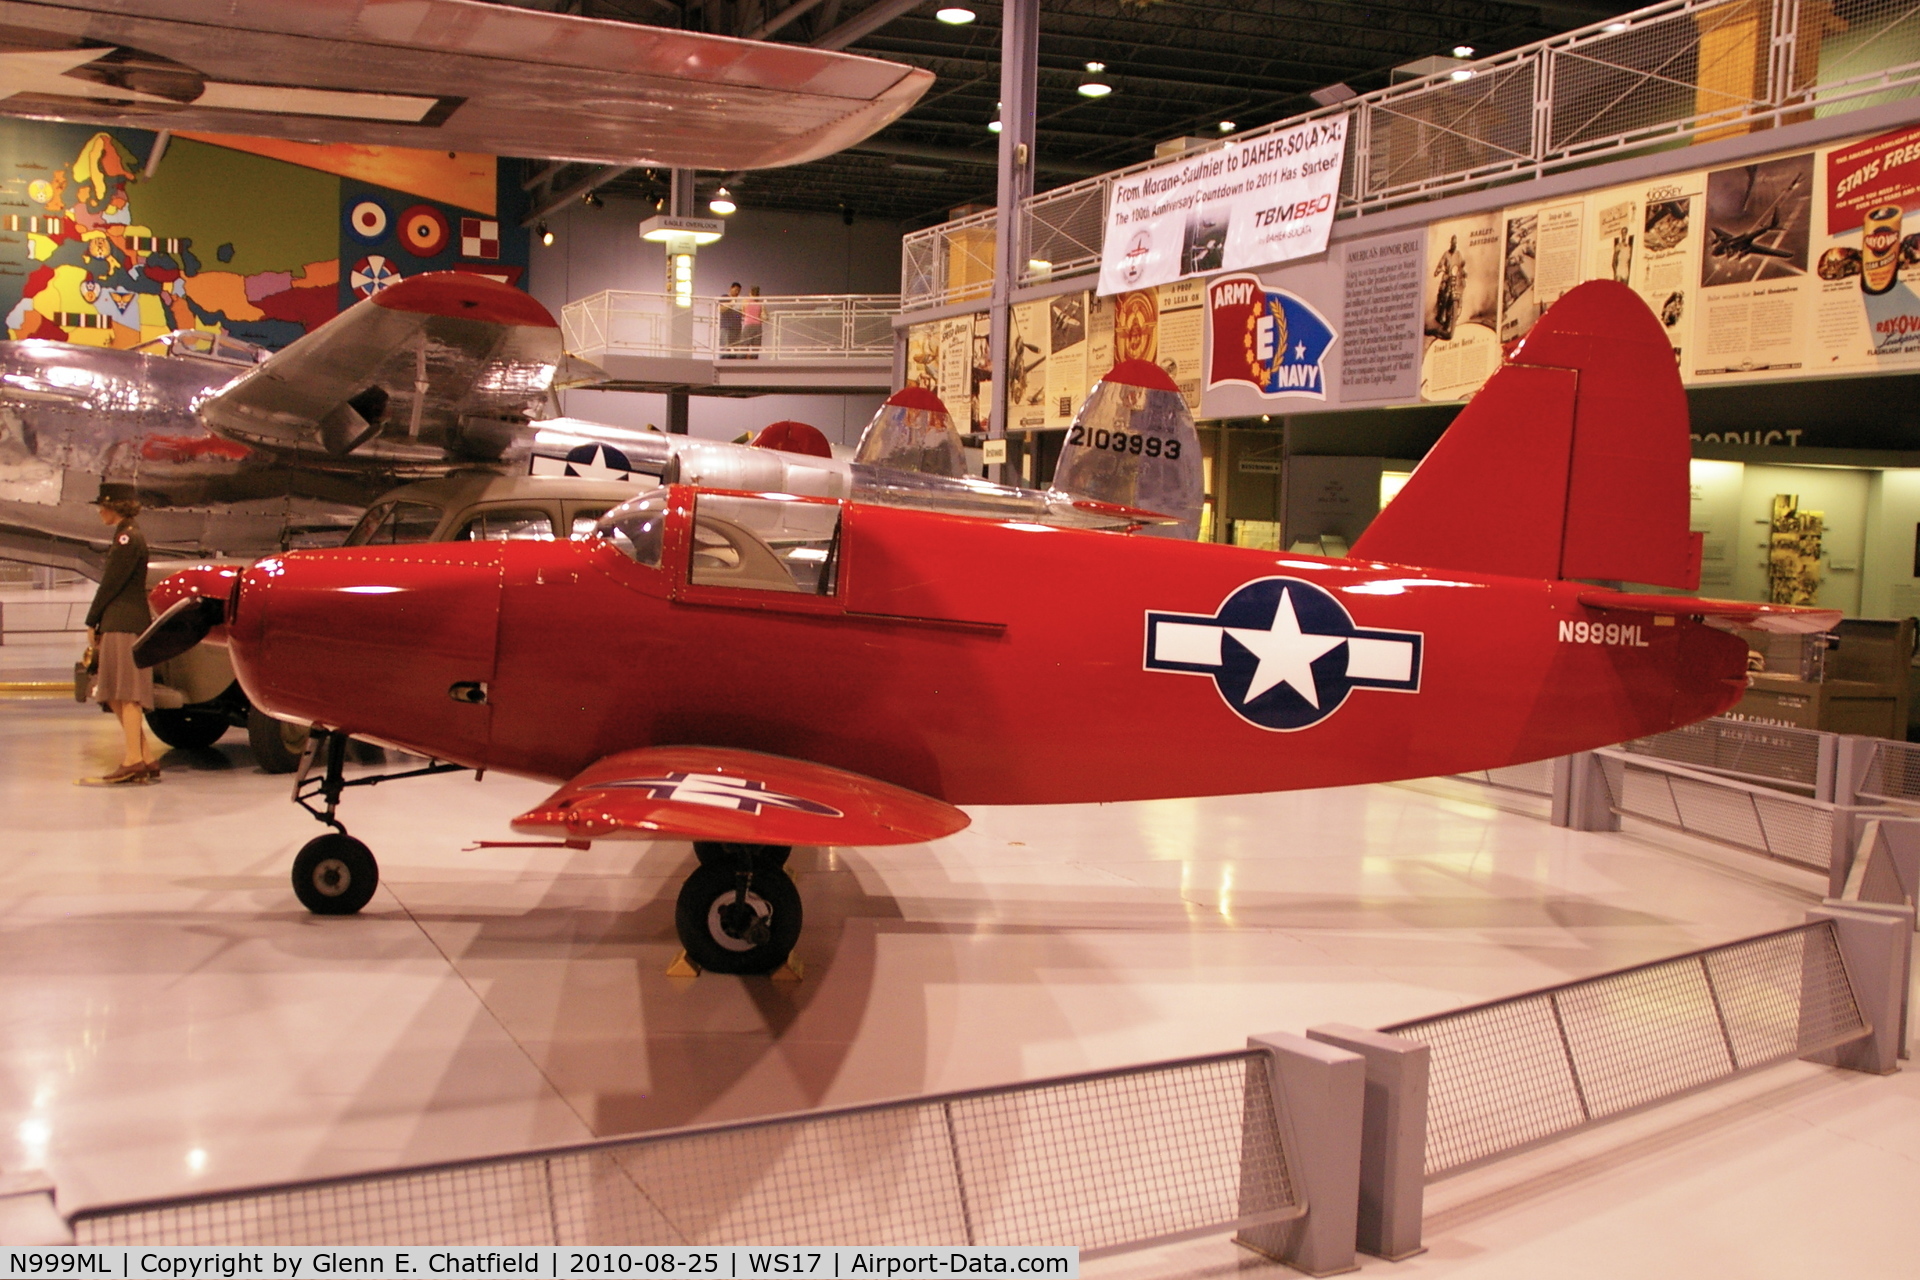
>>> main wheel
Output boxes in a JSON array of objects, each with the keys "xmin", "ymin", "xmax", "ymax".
[
  {"xmin": 249, "ymin": 707, "xmax": 310, "ymax": 774},
  {"xmin": 291, "ymin": 833, "xmax": 379, "ymax": 915},
  {"xmin": 693, "ymin": 841, "xmax": 790, "ymax": 869},
  {"xmin": 675, "ymin": 860, "xmax": 802, "ymax": 975},
  {"xmin": 145, "ymin": 707, "xmax": 227, "ymax": 749}
]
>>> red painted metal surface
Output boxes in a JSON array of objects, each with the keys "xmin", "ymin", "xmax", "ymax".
[
  {"xmin": 1354, "ymin": 280, "xmax": 1697, "ymax": 590},
  {"xmin": 165, "ymin": 283, "xmax": 1830, "ymax": 839},
  {"xmin": 511, "ymin": 745, "xmax": 970, "ymax": 846},
  {"xmin": 370, "ymin": 272, "xmax": 558, "ymax": 328}
]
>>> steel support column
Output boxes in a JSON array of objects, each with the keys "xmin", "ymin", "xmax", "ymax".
[
  {"xmin": 668, "ymin": 167, "xmax": 695, "ymax": 434},
  {"xmin": 984, "ymin": 0, "xmax": 1038, "ymax": 483}
]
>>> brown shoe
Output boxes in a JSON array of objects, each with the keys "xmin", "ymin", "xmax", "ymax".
[
  {"xmin": 141, "ymin": 761, "xmax": 163, "ymax": 780},
  {"xmin": 78, "ymin": 762, "xmax": 150, "ymax": 787}
]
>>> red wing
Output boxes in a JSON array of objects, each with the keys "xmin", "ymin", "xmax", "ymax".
[
  {"xmin": 512, "ymin": 747, "xmax": 970, "ymax": 847},
  {"xmin": 1577, "ymin": 589, "xmax": 1843, "ymax": 635}
]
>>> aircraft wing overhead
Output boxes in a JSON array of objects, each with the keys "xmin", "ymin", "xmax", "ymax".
[
  {"xmin": 512, "ymin": 746, "xmax": 971, "ymax": 847},
  {"xmin": 0, "ymin": 1, "xmax": 934, "ymax": 169},
  {"xmin": 198, "ymin": 272, "xmax": 561, "ymax": 466}
]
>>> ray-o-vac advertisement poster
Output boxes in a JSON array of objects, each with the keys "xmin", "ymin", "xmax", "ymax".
[
  {"xmin": 1097, "ymin": 116, "xmax": 1346, "ymax": 296},
  {"xmin": 1814, "ymin": 122, "xmax": 1920, "ymax": 366}
]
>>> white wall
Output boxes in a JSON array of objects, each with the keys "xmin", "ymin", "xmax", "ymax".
[
  {"xmin": 1862, "ymin": 469, "xmax": 1920, "ymax": 619},
  {"xmin": 527, "ymin": 196, "xmax": 903, "ymax": 446}
]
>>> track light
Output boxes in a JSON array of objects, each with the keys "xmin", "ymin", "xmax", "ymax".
[
  {"xmin": 1078, "ymin": 62, "xmax": 1113, "ymax": 98},
  {"xmin": 582, "ymin": 190, "xmax": 602, "ymax": 209},
  {"xmin": 709, "ymin": 187, "xmax": 736, "ymax": 215},
  {"xmin": 538, "ymin": 222, "xmax": 553, "ymax": 247},
  {"xmin": 935, "ymin": 6, "xmax": 975, "ymax": 23}
]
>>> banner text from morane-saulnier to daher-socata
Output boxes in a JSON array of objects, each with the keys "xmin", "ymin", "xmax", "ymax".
[
  {"xmin": 1097, "ymin": 116, "xmax": 1347, "ymax": 297},
  {"xmin": 0, "ymin": 1248, "xmax": 1079, "ymax": 1280}
]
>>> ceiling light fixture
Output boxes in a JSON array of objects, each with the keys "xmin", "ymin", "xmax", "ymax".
[
  {"xmin": 1452, "ymin": 45, "xmax": 1475, "ymax": 58},
  {"xmin": 1078, "ymin": 62, "xmax": 1113, "ymax": 98},
  {"xmin": 935, "ymin": 6, "xmax": 975, "ymax": 23},
  {"xmin": 1450, "ymin": 68, "xmax": 1474, "ymax": 81},
  {"xmin": 1603, "ymin": 21, "xmax": 1628, "ymax": 32},
  {"xmin": 709, "ymin": 186, "xmax": 736, "ymax": 215},
  {"xmin": 1218, "ymin": 120, "xmax": 1236, "ymax": 133},
  {"xmin": 988, "ymin": 118, "xmax": 1002, "ymax": 133}
]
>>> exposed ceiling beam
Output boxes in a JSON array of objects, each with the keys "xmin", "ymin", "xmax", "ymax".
[
  {"xmin": 745, "ymin": 0, "xmax": 831, "ymax": 41},
  {"xmin": 847, "ymin": 137, "xmax": 1106, "ymax": 176},
  {"xmin": 813, "ymin": 0, "xmax": 926, "ymax": 50},
  {"xmin": 521, "ymin": 164, "xmax": 636, "ymax": 225}
]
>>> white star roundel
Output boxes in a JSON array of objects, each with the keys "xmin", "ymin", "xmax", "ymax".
[{"xmin": 1145, "ymin": 577, "xmax": 1422, "ymax": 730}]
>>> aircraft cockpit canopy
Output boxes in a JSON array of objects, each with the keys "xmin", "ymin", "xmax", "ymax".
[
  {"xmin": 598, "ymin": 489, "xmax": 842, "ymax": 595},
  {"xmin": 133, "ymin": 329, "xmax": 268, "ymax": 367},
  {"xmin": 853, "ymin": 385, "xmax": 966, "ymax": 478}
]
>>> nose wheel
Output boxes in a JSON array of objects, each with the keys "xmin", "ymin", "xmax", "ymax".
[{"xmin": 674, "ymin": 845, "xmax": 801, "ymax": 974}]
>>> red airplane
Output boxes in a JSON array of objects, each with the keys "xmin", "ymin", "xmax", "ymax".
[{"xmin": 137, "ymin": 280, "xmax": 1837, "ymax": 974}]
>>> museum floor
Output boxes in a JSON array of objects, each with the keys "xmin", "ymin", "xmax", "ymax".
[{"xmin": 2, "ymin": 693, "xmax": 1916, "ymax": 1276}]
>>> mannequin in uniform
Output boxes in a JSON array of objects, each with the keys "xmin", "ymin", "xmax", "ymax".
[{"xmin": 81, "ymin": 483, "xmax": 159, "ymax": 785}]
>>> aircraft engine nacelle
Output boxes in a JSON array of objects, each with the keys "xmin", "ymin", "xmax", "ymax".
[
  {"xmin": 220, "ymin": 547, "xmax": 506, "ymax": 766},
  {"xmin": 661, "ymin": 438, "xmax": 851, "ymax": 497}
]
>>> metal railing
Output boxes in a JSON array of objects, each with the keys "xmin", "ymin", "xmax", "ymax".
[
  {"xmin": 1596, "ymin": 749, "xmax": 1859, "ymax": 872},
  {"xmin": 901, "ymin": 0, "xmax": 1920, "ymax": 309},
  {"xmin": 1458, "ymin": 758, "xmax": 1556, "ymax": 797},
  {"xmin": 562, "ymin": 292, "xmax": 899, "ymax": 362},
  {"xmin": 1622, "ymin": 717, "xmax": 1833, "ymax": 797},
  {"xmin": 1384, "ymin": 920, "xmax": 1868, "ymax": 1179},
  {"xmin": 74, "ymin": 1051, "xmax": 1298, "ymax": 1256},
  {"xmin": 1855, "ymin": 737, "xmax": 1920, "ymax": 808}
]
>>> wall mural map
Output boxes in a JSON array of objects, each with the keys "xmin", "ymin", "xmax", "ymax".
[{"xmin": 0, "ymin": 120, "xmax": 529, "ymax": 352}]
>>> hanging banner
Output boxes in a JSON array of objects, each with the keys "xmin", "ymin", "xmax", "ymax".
[
  {"xmin": 1206, "ymin": 273, "xmax": 1337, "ymax": 399},
  {"xmin": 1097, "ymin": 116, "xmax": 1347, "ymax": 296}
]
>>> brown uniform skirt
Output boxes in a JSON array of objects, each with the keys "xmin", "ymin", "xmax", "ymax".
[{"xmin": 90, "ymin": 632, "xmax": 154, "ymax": 709}]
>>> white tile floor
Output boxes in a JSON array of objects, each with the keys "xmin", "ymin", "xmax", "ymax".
[{"xmin": 2, "ymin": 694, "xmax": 1914, "ymax": 1275}]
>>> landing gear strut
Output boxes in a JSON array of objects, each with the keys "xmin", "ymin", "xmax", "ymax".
[
  {"xmin": 287, "ymin": 729, "xmax": 467, "ymax": 916},
  {"xmin": 676, "ymin": 842, "xmax": 802, "ymax": 974}
]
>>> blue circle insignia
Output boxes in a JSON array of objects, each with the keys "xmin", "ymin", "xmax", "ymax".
[
  {"xmin": 1143, "ymin": 576, "xmax": 1424, "ymax": 732},
  {"xmin": 1213, "ymin": 578, "xmax": 1360, "ymax": 730}
]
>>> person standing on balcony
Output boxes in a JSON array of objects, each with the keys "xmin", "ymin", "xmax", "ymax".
[
  {"xmin": 719, "ymin": 282, "xmax": 743, "ymax": 356},
  {"xmin": 79, "ymin": 483, "xmax": 160, "ymax": 786},
  {"xmin": 743, "ymin": 285, "xmax": 765, "ymax": 356}
]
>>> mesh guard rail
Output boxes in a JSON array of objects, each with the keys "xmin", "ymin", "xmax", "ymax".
[
  {"xmin": 71, "ymin": 1051, "xmax": 1299, "ymax": 1255},
  {"xmin": 1384, "ymin": 921, "xmax": 1869, "ymax": 1179}
]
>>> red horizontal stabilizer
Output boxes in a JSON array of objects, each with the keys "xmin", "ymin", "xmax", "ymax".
[
  {"xmin": 1353, "ymin": 280, "xmax": 1696, "ymax": 590},
  {"xmin": 1577, "ymin": 589, "xmax": 1843, "ymax": 635},
  {"xmin": 370, "ymin": 272, "xmax": 558, "ymax": 328},
  {"xmin": 512, "ymin": 746, "xmax": 970, "ymax": 846}
]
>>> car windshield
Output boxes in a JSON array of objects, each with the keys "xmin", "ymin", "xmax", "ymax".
[
  {"xmin": 595, "ymin": 490, "xmax": 669, "ymax": 567},
  {"xmin": 346, "ymin": 500, "xmax": 443, "ymax": 546}
]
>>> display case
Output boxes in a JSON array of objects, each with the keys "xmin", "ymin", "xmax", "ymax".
[{"xmin": 1729, "ymin": 617, "xmax": 1914, "ymax": 738}]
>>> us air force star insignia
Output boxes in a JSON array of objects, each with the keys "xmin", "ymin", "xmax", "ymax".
[
  {"xmin": 1144, "ymin": 577, "xmax": 1423, "ymax": 730},
  {"xmin": 601, "ymin": 771, "xmax": 844, "ymax": 817}
]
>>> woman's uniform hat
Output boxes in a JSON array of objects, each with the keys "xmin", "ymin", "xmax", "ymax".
[{"xmin": 93, "ymin": 482, "xmax": 139, "ymax": 506}]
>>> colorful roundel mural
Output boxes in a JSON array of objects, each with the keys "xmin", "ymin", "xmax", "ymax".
[
  {"xmin": 399, "ymin": 204, "xmax": 450, "ymax": 257},
  {"xmin": 350, "ymin": 254, "xmax": 402, "ymax": 297},
  {"xmin": 346, "ymin": 197, "xmax": 390, "ymax": 244}
]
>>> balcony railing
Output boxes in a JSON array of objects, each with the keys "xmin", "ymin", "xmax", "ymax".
[
  {"xmin": 562, "ymin": 291, "xmax": 900, "ymax": 361},
  {"xmin": 902, "ymin": 0, "xmax": 1920, "ymax": 310}
]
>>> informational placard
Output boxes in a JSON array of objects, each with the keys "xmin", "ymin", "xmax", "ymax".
[
  {"xmin": 1158, "ymin": 278, "xmax": 1206, "ymax": 410},
  {"xmin": 1045, "ymin": 292, "xmax": 1088, "ymax": 427},
  {"xmin": 1420, "ymin": 211, "xmax": 1501, "ymax": 401},
  {"xmin": 1339, "ymin": 232, "xmax": 1422, "ymax": 402},
  {"xmin": 1498, "ymin": 199, "xmax": 1584, "ymax": 344},
  {"xmin": 1098, "ymin": 116, "xmax": 1347, "ymax": 296},
  {"xmin": 905, "ymin": 313, "xmax": 986, "ymax": 429},
  {"xmin": 1006, "ymin": 297, "xmax": 1049, "ymax": 430}
]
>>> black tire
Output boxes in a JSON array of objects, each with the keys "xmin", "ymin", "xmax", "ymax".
[
  {"xmin": 675, "ymin": 860, "xmax": 802, "ymax": 975},
  {"xmin": 145, "ymin": 708, "xmax": 228, "ymax": 750},
  {"xmin": 291, "ymin": 833, "xmax": 379, "ymax": 915},
  {"xmin": 248, "ymin": 707, "xmax": 309, "ymax": 774},
  {"xmin": 693, "ymin": 841, "xmax": 790, "ymax": 869}
]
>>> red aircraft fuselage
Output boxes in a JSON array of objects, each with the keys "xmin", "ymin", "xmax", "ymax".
[{"xmin": 219, "ymin": 487, "xmax": 1747, "ymax": 806}]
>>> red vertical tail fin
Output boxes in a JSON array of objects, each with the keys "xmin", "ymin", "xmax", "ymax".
[{"xmin": 1351, "ymin": 280, "xmax": 1700, "ymax": 589}]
